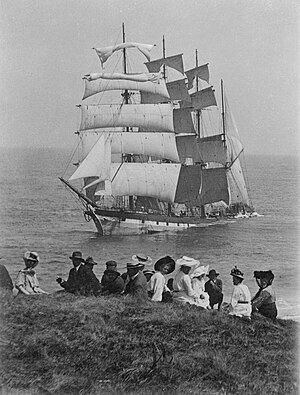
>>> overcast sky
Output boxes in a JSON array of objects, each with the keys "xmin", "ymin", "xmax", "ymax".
[{"xmin": 1, "ymin": 0, "xmax": 299, "ymax": 156}]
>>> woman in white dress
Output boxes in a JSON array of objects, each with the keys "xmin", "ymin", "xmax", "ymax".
[
  {"xmin": 149, "ymin": 256, "xmax": 175, "ymax": 302},
  {"xmin": 172, "ymin": 256, "xmax": 201, "ymax": 306},
  {"xmin": 225, "ymin": 266, "xmax": 251, "ymax": 319},
  {"xmin": 190, "ymin": 265, "xmax": 210, "ymax": 309},
  {"xmin": 16, "ymin": 251, "xmax": 48, "ymax": 295}
]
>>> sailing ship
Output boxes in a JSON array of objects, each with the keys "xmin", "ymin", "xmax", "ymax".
[{"xmin": 60, "ymin": 26, "xmax": 254, "ymax": 235}]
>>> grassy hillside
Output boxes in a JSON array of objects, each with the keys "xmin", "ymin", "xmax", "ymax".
[{"xmin": 0, "ymin": 291, "xmax": 298, "ymax": 395}]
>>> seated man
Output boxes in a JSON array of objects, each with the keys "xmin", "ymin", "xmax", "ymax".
[
  {"xmin": 204, "ymin": 269, "xmax": 223, "ymax": 310},
  {"xmin": 123, "ymin": 261, "xmax": 148, "ymax": 300},
  {"xmin": 83, "ymin": 256, "xmax": 101, "ymax": 296},
  {"xmin": 56, "ymin": 251, "xmax": 87, "ymax": 295},
  {"xmin": 101, "ymin": 268, "xmax": 124, "ymax": 295}
]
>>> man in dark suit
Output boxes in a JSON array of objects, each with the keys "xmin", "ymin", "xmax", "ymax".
[
  {"xmin": 123, "ymin": 262, "xmax": 148, "ymax": 300},
  {"xmin": 204, "ymin": 269, "xmax": 223, "ymax": 310},
  {"xmin": 56, "ymin": 251, "xmax": 88, "ymax": 295}
]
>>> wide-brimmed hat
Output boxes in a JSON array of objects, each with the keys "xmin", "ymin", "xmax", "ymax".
[
  {"xmin": 230, "ymin": 266, "xmax": 244, "ymax": 280},
  {"xmin": 191, "ymin": 265, "xmax": 209, "ymax": 278},
  {"xmin": 154, "ymin": 256, "xmax": 175, "ymax": 274},
  {"xmin": 176, "ymin": 256, "xmax": 200, "ymax": 268},
  {"xmin": 85, "ymin": 256, "xmax": 98, "ymax": 265},
  {"xmin": 69, "ymin": 251, "xmax": 84, "ymax": 261},
  {"xmin": 127, "ymin": 262, "xmax": 144, "ymax": 270},
  {"xmin": 132, "ymin": 254, "xmax": 152, "ymax": 266},
  {"xmin": 23, "ymin": 251, "xmax": 39, "ymax": 262},
  {"xmin": 253, "ymin": 270, "xmax": 274, "ymax": 285},
  {"xmin": 207, "ymin": 269, "xmax": 219, "ymax": 278}
]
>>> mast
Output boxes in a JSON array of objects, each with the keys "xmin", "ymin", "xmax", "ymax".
[
  {"xmin": 122, "ymin": 22, "xmax": 134, "ymax": 210},
  {"xmin": 162, "ymin": 35, "xmax": 172, "ymax": 216},
  {"xmin": 195, "ymin": 49, "xmax": 201, "ymax": 138},
  {"xmin": 221, "ymin": 79, "xmax": 226, "ymax": 147}
]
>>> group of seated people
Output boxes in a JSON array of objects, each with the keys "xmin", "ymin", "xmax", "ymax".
[{"xmin": 0, "ymin": 251, "xmax": 277, "ymax": 321}]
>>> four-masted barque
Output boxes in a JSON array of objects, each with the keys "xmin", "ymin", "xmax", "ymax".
[{"xmin": 60, "ymin": 25, "xmax": 254, "ymax": 235}]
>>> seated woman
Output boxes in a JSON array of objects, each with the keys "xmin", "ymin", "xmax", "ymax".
[
  {"xmin": 191, "ymin": 265, "xmax": 210, "ymax": 309},
  {"xmin": 252, "ymin": 270, "xmax": 277, "ymax": 320},
  {"xmin": 224, "ymin": 266, "xmax": 251, "ymax": 319},
  {"xmin": 172, "ymin": 256, "xmax": 201, "ymax": 306},
  {"xmin": 148, "ymin": 256, "xmax": 175, "ymax": 302},
  {"xmin": 16, "ymin": 252, "xmax": 48, "ymax": 295}
]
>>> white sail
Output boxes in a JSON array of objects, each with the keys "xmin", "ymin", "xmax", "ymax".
[
  {"xmin": 95, "ymin": 163, "xmax": 181, "ymax": 203},
  {"xmin": 93, "ymin": 42, "xmax": 155, "ymax": 66},
  {"xmin": 111, "ymin": 131, "xmax": 179, "ymax": 162},
  {"xmin": 145, "ymin": 54, "xmax": 184, "ymax": 75},
  {"xmin": 69, "ymin": 134, "xmax": 111, "ymax": 181},
  {"xmin": 83, "ymin": 77, "xmax": 169, "ymax": 100},
  {"xmin": 79, "ymin": 103, "xmax": 174, "ymax": 132},
  {"xmin": 185, "ymin": 64, "xmax": 210, "ymax": 89}
]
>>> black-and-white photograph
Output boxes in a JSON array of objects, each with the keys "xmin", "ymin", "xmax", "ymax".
[{"xmin": 0, "ymin": 1, "xmax": 299, "ymax": 393}]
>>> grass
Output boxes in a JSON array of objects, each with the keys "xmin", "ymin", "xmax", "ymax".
[{"xmin": 0, "ymin": 291, "xmax": 298, "ymax": 395}]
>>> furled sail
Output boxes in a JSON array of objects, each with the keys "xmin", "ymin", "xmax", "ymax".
[
  {"xmin": 145, "ymin": 54, "xmax": 184, "ymax": 75},
  {"xmin": 69, "ymin": 134, "xmax": 111, "ymax": 181},
  {"xmin": 180, "ymin": 87, "xmax": 217, "ymax": 110},
  {"xmin": 79, "ymin": 103, "xmax": 174, "ymax": 132},
  {"xmin": 93, "ymin": 42, "xmax": 155, "ymax": 66},
  {"xmin": 82, "ymin": 77, "xmax": 169, "ymax": 100},
  {"xmin": 83, "ymin": 71, "xmax": 162, "ymax": 83},
  {"xmin": 185, "ymin": 64, "xmax": 210, "ymax": 89},
  {"xmin": 95, "ymin": 163, "xmax": 182, "ymax": 203}
]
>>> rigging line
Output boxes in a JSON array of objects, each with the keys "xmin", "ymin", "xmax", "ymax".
[
  {"xmin": 226, "ymin": 148, "xmax": 244, "ymax": 170},
  {"xmin": 61, "ymin": 139, "xmax": 81, "ymax": 178}
]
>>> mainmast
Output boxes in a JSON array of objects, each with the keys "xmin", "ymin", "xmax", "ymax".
[
  {"xmin": 195, "ymin": 49, "xmax": 201, "ymax": 138},
  {"xmin": 122, "ymin": 22, "xmax": 134, "ymax": 210},
  {"xmin": 221, "ymin": 79, "xmax": 226, "ymax": 147}
]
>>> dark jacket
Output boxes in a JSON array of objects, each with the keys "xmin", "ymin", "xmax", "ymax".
[
  {"xmin": 83, "ymin": 266, "xmax": 101, "ymax": 296},
  {"xmin": 101, "ymin": 272, "xmax": 124, "ymax": 295},
  {"xmin": 205, "ymin": 278, "xmax": 223, "ymax": 306},
  {"xmin": 60, "ymin": 264, "xmax": 89, "ymax": 295},
  {"xmin": 124, "ymin": 271, "xmax": 148, "ymax": 300},
  {"xmin": 0, "ymin": 264, "xmax": 13, "ymax": 291}
]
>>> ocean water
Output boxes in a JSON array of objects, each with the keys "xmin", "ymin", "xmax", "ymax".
[{"xmin": 0, "ymin": 148, "xmax": 299, "ymax": 320}]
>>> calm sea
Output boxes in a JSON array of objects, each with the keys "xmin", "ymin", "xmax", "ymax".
[{"xmin": 0, "ymin": 148, "xmax": 299, "ymax": 320}]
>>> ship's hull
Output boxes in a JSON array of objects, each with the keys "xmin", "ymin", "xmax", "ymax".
[{"xmin": 86, "ymin": 208, "xmax": 225, "ymax": 235}]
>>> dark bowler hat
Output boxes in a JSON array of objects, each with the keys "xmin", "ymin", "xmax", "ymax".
[
  {"xmin": 207, "ymin": 269, "xmax": 219, "ymax": 278},
  {"xmin": 85, "ymin": 256, "xmax": 98, "ymax": 265},
  {"xmin": 154, "ymin": 256, "xmax": 175, "ymax": 274},
  {"xmin": 69, "ymin": 251, "xmax": 84, "ymax": 261}
]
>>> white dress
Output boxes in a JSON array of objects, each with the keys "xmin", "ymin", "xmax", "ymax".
[
  {"xmin": 229, "ymin": 283, "xmax": 252, "ymax": 318},
  {"xmin": 173, "ymin": 271, "xmax": 200, "ymax": 305},
  {"xmin": 149, "ymin": 272, "xmax": 167, "ymax": 302},
  {"xmin": 191, "ymin": 278, "xmax": 210, "ymax": 309}
]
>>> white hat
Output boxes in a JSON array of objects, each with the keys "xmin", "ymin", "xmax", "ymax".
[
  {"xmin": 132, "ymin": 254, "xmax": 152, "ymax": 266},
  {"xmin": 191, "ymin": 265, "xmax": 209, "ymax": 278},
  {"xmin": 176, "ymin": 256, "xmax": 200, "ymax": 267}
]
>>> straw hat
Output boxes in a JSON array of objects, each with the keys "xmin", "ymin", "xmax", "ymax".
[
  {"xmin": 23, "ymin": 251, "xmax": 39, "ymax": 262},
  {"xmin": 132, "ymin": 254, "xmax": 152, "ymax": 266},
  {"xmin": 176, "ymin": 256, "xmax": 200, "ymax": 267},
  {"xmin": 191, "ymin": 265, "xmax": 209, "ymax": 278},
  {"xmin": 127, "ymin": 262, "xmax": 144, "ymax": 270}
]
